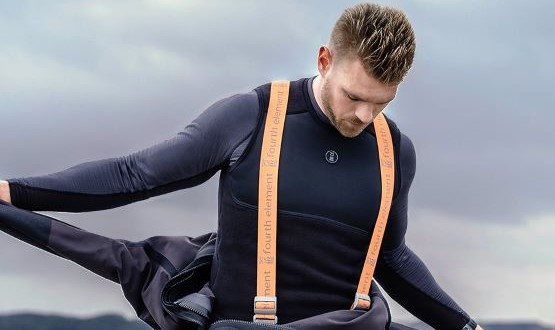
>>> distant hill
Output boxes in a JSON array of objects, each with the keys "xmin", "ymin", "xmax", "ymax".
[
  {"xmin": 0, "ymin": 314, "xmax": 150, "ymax": 330},
  {"xmin": 411, "ymin": 321, "xmax": 554, "ymax": 330},
  {"xmin": 0, "ymin": 313, "xmax": 552, "ymax": 330},
  {"xmin": 481, "ymin": 323, "xmax": 554, "ymax": 330}
]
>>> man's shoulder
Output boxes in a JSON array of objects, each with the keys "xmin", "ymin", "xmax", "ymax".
[
  {"xmin": 201, "ymin": 90, "xmax": 260, "ymax": 124},
  {"xmin": 250, "ymin": 77, "xmax": 310, "ymax": 90},
  {"xmin": 381, "ymin": 115, "xmax": 416, "ymax": 169},
  {"xmin": 250, "ymin": 77, "xmax": 311, "ymax": 98},
  {"xmin": 382, "ymin": 114, "xmax": 403, "ymax": 147},
  {"xmin": 382, "ymin": 114, "xmax": 414, "ymax": 146}
]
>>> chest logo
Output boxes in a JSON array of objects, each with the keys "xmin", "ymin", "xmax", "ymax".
[{"xmin": 325, "ymin": 150, "xmax": 339, "ymax": 164}]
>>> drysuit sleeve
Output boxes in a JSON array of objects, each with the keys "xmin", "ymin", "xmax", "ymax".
[
  {"xmin": 6, "ymin": 91, "xmax": 259, "ymax": 212},
  {"xmin": 375, "ymin": 133, "xmax": 475, "ymax": 330},
  {"xmin": 0, "ymin": 198, "xmax": 216, "ymax": 330}
]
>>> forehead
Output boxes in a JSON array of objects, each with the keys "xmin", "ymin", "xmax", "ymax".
[{"xmin": 336, "ymin": 58, "xmax": 397, "ymax": 101}]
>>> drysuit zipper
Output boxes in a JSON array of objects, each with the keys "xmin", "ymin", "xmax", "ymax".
[{"xmin": 210, "ymin": 319, "xmax": 295, "ymax": 329}]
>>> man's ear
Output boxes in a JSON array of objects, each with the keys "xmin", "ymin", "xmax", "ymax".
[{"xmin": 317, "ymin": 46, "xmax": 333, "ymax": 77}]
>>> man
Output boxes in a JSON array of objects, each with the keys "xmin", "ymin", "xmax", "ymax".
[{"xmin": 0, "ymin": 3, "xmax": 482, "ymax": 330}]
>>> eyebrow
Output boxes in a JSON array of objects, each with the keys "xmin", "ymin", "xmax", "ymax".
[{"xmin": 343, "ymin": 88, "xmax": 394, "ymax": 105}]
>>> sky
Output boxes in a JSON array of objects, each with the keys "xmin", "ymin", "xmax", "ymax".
[{"xmin": 1, "ymin": 0, "xmax": 554, "ymax": 327}]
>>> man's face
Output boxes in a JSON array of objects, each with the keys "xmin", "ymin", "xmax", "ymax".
[{"xmin": 318, "ymin": 48, "xmax": 398, "ymax": 138}]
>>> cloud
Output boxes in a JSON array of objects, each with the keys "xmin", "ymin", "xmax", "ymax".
[
  {"xmin": 389, "ymin": 209, "xmax": 555, "ymax": 323},
  {"xmin": 390, "ymin": 0, "xmax": 555, "ymax": 224},
  {"xmin": 1, "ymin": 0, "xmax": 553, "ymax": 324}
]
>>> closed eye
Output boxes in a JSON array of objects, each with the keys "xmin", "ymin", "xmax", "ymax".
[
  {"xmin": 346, "ymin": 92, "xmax": 360, "ymax": 102},
  {"xmin": 344, "ymin": 88, "xmax": 394, "ymax": 105}
]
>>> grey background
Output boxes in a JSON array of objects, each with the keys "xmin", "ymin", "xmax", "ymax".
[{"xmin": 1, "ymin": 0, "xmax": 553, "ymax": 326}]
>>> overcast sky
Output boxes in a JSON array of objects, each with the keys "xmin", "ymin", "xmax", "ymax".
[{"xmin": 1, "ymin": 0, "xmax": 554, "ymax": 327}]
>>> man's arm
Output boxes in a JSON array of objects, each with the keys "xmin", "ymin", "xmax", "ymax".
[
  {"xmin": 375, "ymin": 133, "xmax": 480, "ymax": 330},
  {"xmin": 3, "ymin": 91, "xmax": 259, "ymax": 212}
]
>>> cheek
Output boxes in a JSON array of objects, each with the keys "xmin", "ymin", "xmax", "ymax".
[
  {"xmin": 328, "ymin": 90, "xmax": 352, "ymax": 117},
  {"xmin": 333, "ymin": 98, "xmax": 355, "ymax": 118}
]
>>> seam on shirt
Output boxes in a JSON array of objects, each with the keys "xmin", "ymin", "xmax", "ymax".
[{"xmin": 227, "ymin": 86, "xmax": 267, "ymax": 174}]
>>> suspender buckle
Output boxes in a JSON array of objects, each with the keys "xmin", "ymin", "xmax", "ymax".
[
  {"xmin": 253, "ymin": 314, "xmax": 278, "ymax": 324},
  {"xmin": 351, "ymin": 293, "xmax": 371, "ymax": 310},
  {"xmin": 253, "ymin": 296, "xmax": 277, "ymax": 324}
]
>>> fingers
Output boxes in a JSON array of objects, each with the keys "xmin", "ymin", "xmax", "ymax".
[{"xmin": 0, "ymin": 180, "xmax": 11, "ymax": 204}]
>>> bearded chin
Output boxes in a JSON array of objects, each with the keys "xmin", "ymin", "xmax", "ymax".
[
  {"xmin": 320, "ymin": 81, "xmax": 359, "ymax": 138},
  {"xmin": 325, "ymin": 106, "xmax": 364, "ymax": 138},
  {"xmin": 322, "ymin": 95, "xmax": 348, "ymax": 136}
]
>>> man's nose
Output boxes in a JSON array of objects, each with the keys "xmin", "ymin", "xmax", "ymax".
[{"xmin": 355, "ymin": 106, "xmax": 375, "ymax": 124}]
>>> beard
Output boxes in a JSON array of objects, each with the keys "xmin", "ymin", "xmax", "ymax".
[
  {"xmin": 320, "ymin": 79, "xmax": 366, "ymax": 138},
  {"xmin": 320, "ymin": 79, "xmax": 338, "ymax": 129}
]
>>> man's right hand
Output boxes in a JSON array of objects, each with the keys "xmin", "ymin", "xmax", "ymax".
[{"xmin": 0, "ymin": 180, "xmax": 11, "ymax": 204}]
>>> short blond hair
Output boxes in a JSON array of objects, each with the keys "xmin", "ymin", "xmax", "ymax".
[{"xmin": 330, "ymin": 3, "xmax": 416, "ymax": 85}]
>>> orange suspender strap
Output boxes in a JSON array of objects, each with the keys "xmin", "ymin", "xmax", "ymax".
[
  {"xmin": 253, "ymin": 80, "xmax": 394, "ymax": 321},
  {"xmin": 351, "ymin": 112, "xmax": 395, "ymax": 311},
  {"xmin": 254, "ymin": 80, "xmax": 290, "ymax": 324}
]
